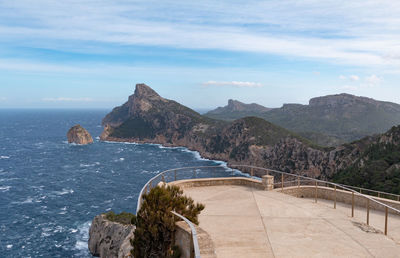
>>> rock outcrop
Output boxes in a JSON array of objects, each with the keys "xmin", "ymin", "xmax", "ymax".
[
  {"xmin": 67, "ymin": 125, "xmax": 93, "ymax": 144},
  {"xmin": 88, "ymin": 215, "xmax": 134, "ymax": 258}
]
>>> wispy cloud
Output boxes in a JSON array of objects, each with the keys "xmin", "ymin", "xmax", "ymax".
[
  {"xmin": 42, "ymin": 97, "xmax": 93, "ymax": 102},
  {"xmin": 339, "ymin": 74, "xmax": 383, "ymax": 91},
  {"xmin": 365, "ymin": 74, "xmax": 382, "ymax": 86},
  {"xmin": 1, "ymin": 1, "xmax": 400, "ymax": 68},
  {"xmin": 203, "ymin": 81, "xmax": 263, "ymax": 88},
  {"xmin": 339, "ymin": 75, "xmax": 360, "ymax": 81}
]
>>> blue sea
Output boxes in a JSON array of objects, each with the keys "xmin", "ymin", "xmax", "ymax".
[{"xmin": 0, "ymin": 109, "xmax": 230, "ymax": 257}]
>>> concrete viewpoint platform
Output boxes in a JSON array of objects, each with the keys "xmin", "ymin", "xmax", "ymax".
[{"xmin": 182, "ymin": 184, "xmax": 400, "ymax": 258}]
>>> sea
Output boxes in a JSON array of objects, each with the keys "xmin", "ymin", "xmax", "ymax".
[{"xmin": 0, "ymin": 109, "xmax": 235, "ymax": 257}]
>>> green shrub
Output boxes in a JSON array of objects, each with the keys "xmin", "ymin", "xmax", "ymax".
[
  {"xmin": 132, "ymin": 185, "xmax": 205, "ymax": 258},
  {"xmin": 104, "ymin": 211, "xmax": 136, "ymax": 225}
]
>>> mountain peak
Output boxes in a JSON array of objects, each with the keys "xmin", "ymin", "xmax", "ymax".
[{"xmin": 134, "ymin": 83, "xmax": 162, "ymax": 100}]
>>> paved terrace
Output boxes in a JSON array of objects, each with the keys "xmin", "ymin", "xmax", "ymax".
[{"xmin": 181, "ymin": 184, "xmax": 400, "ymax": 258}]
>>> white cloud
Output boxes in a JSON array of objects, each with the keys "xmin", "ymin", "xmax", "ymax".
[
  {"xmin": 1, "ymin": 1, "xmax": 400, "ymax": 68},
  {"xmin": 349, "ymin": 75, "xmax": 360, "ymax": 81},
  {"xmin": 339, "ymin": 75, "xmax": 359, "ymax": 81},
  {"xmin": 365, "ymin": 74, "xmax": 382, "ymax": 86},
  {"xmin": 0, "ymin": 97, "xmax": 6, "ymax": 102},
  {"xmin": 42, "ymin": 97, "xmax": 93, "ymax": 102},
  {"xmin": 203, "ymin": 81, "xmax": 263, "ymax": 88}
]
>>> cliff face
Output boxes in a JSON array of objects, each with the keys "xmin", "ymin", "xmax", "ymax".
[
  {"xmin": 88, "ymin": 215, "xmax": 134, "ymax": 258},
  {"xmin": 101, "ymin": 84, "xmax": 379, "ymax": 179},
  {"xmin": 67, "ymin": 125, "xmax": 93, "ymax": 145}
]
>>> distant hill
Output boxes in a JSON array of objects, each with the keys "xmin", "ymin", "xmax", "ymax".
[
  {"xmin": 101, "ymin": 84, "xmax": 400, "ymax": 194},
  {"xmin": 205, "ymin": 94, "xmax": 400, "ymax": 146},
  {"xmin": 206, "ymin": 99, "xmax": 271, "ymax": 120}
]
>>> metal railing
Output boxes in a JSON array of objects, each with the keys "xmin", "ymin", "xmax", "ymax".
[
  {"xmin": 136, "ymin": 165, "xmax": 246, "ymax": 258},
  {"xmin": 171, "ymin": 211, "xmax": 201, "ymax": 258},
  {"xmin": 136, "ymin": 164, "xmax": 400, "ymax": 254},
  {"xmin": 337, "ymin": 183, "xmax": 400, "ymax": 201},
  {"xmin": 231, "ymin": 164, "xmax": 400, "ymax": 236}
]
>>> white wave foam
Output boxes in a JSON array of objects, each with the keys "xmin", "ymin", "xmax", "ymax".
[
  {"xmin": 53, "ymin": 188, "xmax": 74, "ymax": 196},
  {"xmin": 6, "ymin": 244, "xmax": 12, "ymax": 249},
  {"xmin": 74, "ymin": 221, "xmax": 91, "ymax": 252},
  {"xmin": 0, "ymin": 186, "xmax": 11, "ymax": 192},
  {"xmin": 0, "ymin": 155, "xmax": 10, "ymax": 159},
  {"xmin": 80, "ymin": 163, "xmax": 98, "ymax": 167},
  {"xmin": 103, "ymin": 141, "xmax": 138, "ymax": 145}
]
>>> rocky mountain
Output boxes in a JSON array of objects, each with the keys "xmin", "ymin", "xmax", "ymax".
[
  {"xmin": 206, "ymin": 99, "xmax": 271, "ymax": 120},
  {"xmin": 101, "ymin": 84, "xmax": 380, "ymax": 181},
  {"xmin": 205, "ymin": 94, "xmax": 400, "ymax": 146}
]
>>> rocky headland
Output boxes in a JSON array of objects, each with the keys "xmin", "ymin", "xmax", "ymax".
[
  {"xmin": 67, "ymin": 125, "xmax": 93, "ymax": 145},
  {"xmin": 99, "ymin": 83, "xmax": 400, "ymax": 191}
]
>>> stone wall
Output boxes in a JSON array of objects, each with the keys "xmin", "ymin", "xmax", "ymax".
[
  {"xmin": 169, "ymin": 177, "xmax": 264, "ymax": 190},
  {"xmin": 175, "ymin": 221, "xmax": 216, "ymax": 258}
]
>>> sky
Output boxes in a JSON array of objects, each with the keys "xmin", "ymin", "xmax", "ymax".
[{"xmin": 1, "ymin": 0, "xmax": 400, "ymax": 109}]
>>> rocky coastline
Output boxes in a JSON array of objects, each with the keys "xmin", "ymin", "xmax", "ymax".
[{"xmin": 98, "ymin": 84, "xmax": 372, "ymax": 179}]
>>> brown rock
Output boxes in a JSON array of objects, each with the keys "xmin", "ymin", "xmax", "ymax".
[
  {"xmin": 88, "ymin": 215, "xmax": 134, "ymax": 258},
  {"xmin": 67, "ymin": 125, "xmax": 93, "ymax": 145}
]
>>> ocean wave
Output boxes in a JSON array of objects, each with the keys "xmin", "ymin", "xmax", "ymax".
[
  {"xmin": 74, "ymin": 221, "xmax": 91, "ymax": 253},
  {"xmin": 52, "ymin": 188, "xmax": 74, "ymax": 196},
  {"xmin": 80, "ymin": 162, "xmax": 100, "ymax": 167},
  {"xmin": 103, "ymin": 141, "xmax": 138, "ymax": 145},
  {"xmin": 0, "ymin": 155, "xmax": 10, "ymax": 159},
  {"xmin": 0, "ymin": 186, "xmax": 11, "ymax": 192}
]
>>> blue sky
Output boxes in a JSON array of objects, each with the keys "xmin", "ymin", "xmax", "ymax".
[{"xmin": 1, "ymin": 0, "xmax": 400, "ymax": 109}]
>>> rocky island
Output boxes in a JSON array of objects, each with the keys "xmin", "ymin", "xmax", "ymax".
[
  {"xmin": 67, "ymin": 124, "xmax": 93, "ymax": 145},
  {"xmin": 100, "ymin": 83, "xmax": 400, "ymax": 193}
]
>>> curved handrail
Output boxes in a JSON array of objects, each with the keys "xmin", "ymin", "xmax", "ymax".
[
  {"xmin": 171, "ymin": 211, "xmax": 201, "ymax": 258},
  {"xmin": 231, "ymin": 164, "xmax": 400, "ymax": 215},
  {"xmin": 136, "ymin": 165, "xmax": 236, "ymax": 258}
]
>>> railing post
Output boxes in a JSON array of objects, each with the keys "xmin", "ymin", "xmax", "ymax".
[
  {"xmin": 378, "ymin": 192, "xmax": 380, "ymax": 198},
  {"xmin": 281, "ymin": 174, "xmax": 284, "ymax": 190},
  {"xmin": 366, "ymin": 199, "xmax": 370, "ymax": 225},
  {"xmin": 315, "ymin": 181, "xmax": 317, "ymax": 203},
  {"xmin": 251, "ymin": 167, "xmax": 254, "ymax": 177},
  {"xmin": 161, "ymin": 175, "xmax": 165, "ymax": 183},
  {"xmin": 385, "ymin": 207, "xmax": 388, "ymax": 235},
  {"xmin": 297, "ymin": 177, "xmax": 300, "ymax": 188},
  {"xmin": 193, "ymin": 168, "xmax": 196, "ymax": 178},
  {"xmin": 334, "ymin": 185, "xmax": 337, "ymax": 209},
  {"xmin": 190, "ymin": 231, "xmax": 194, "ymax": 258},
  {"xmin": 397, "ymin": 195, "xmax": 399, "ymax": 202},
  {"xmin": 174, "ymin": 170, "xmax": 177, "ymax": 181},
  {"xmin": 351, "ymin": 192, "xmax": 355, "ymax": 217}
]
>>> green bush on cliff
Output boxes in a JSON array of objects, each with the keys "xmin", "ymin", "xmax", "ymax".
[
  {"xmin": 132, "ymin": 185, "xmax": 205, "ymax": 258},
  {"xmin": 104, "ymin": 211, "xmax": 136, "ymax": 225}
]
